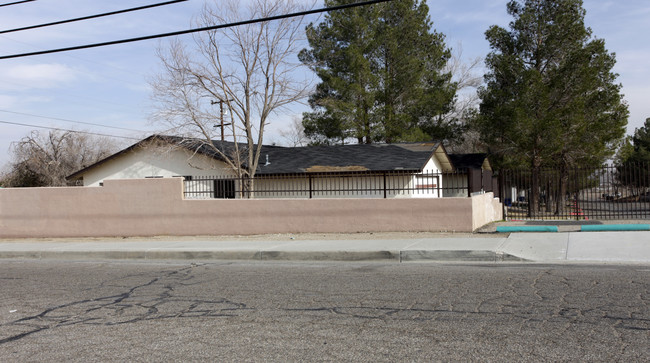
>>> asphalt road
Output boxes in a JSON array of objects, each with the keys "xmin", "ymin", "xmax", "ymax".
[{"xmin": 0, "ymin": 260, "xmax": 648, "ymax": 362}]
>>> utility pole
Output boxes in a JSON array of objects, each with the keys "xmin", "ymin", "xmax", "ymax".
[{"xmin": 211, "ymin": 99, "xmax": 233, "ymax": 142}]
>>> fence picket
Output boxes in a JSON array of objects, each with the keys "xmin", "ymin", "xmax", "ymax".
[
  {"xmin": 502, "ymin": 163, "xmax": 650, "ymax": 220},
  {"xmin": 182, "ymin": 170, "xmax": 485, "ymax": 200}
]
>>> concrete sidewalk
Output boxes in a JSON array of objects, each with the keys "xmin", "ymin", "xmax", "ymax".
[{"xmin": 0, "ymin": 231, "xmax": 648, "ymax": 264}]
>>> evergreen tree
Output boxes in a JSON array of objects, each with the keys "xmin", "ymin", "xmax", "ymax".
[
  {"xmin": 630, "ymin": 118, "xmax": 650, "ymax": 164},
  {"xmin": 300, "ymin": 1, "xmax": 380, "ymax": 144},
  {"xmin": 299, "ymin": 0, "xmax": 456, "ymax": 145},
  {"xmin": 476, "ymin": 0, "xmax": 628, "ymax": 215},
  {"xmin": 614, "ymin": 136, "xmax": 634, "ymax": 166},
  {"xmin": 618, "ymin": 118, "xmax": 650, "ymax": 193}
]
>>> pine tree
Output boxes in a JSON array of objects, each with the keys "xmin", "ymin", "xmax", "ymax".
[
  {"xmin": 630, "ymin": 118, "xmax": 650, "ymax": 164},
  {"xmin": 476, "ymin": 0, "xmax": 628, "ymax": 215},
  {"xmin": 300, "ymin": 1, "xmax": 380, "ymax": 144},
  {"xmin": 618, "ymin": 118, "xmax": 650, "ymax": 194},
  {"xmin": 299, "ymin": 0, "xmax": 456, "ymax": 144}
]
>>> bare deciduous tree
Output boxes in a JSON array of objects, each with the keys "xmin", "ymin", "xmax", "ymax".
[
  {"xmin": 276, "ymin": 115, "xmax": 309, "ymax": 147},
  {"xmin": 0, "ymin": 130, "xmax": 117, "ymax": 187},
  {"xmin": 150, "ymin": 0, "xmax": 314, "ymax": 193},
  {"xmin": 443, "ymin": 44, "xmax": 484, "ymax": 153},
  {"xmin": 447, "ymin": 47, "xmax": 482, "ymax": 116}
]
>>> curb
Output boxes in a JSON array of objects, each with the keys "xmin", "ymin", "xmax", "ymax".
[
  {"xmin": 581, "ymin": 224, "xmax": 650, "ymax": 232},
  {"xmin": 0, "ymin": 250, "xmax": 402, "ymax": 262},
  {"xmin": 496, "ymin": 226, "xmax": 559, "ymax": 233},
  {"xmin": 0, "ymin": 249, "xmax": 524, "ymax": 263},
  {"xmin": 2, "ymin": 230, "xmax": 647, "ymax": 263},
  {"xmin": 495, "ymin": 224, "xmax": 650, "ymax": 233},
  {"xmin": 400, "ymin": 250, "xmax": 528, "ymax": 262}
]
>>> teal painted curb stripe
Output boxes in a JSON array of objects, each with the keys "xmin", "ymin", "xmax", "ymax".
[
  {"xmin": 581, "ymin": 224, "xmax": 650, "ymax": 232},
  {"xmin": 497, "ymin": 226, "xmax": 559, "ymax": 233}
]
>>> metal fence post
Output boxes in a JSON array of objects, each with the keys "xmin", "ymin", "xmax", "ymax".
[
  {"xmin": 574, "ymin": 167, "xmax": 580, "ymax": 221},
  {"xmin": 499, "ymin": 171, "xmax": 506, "ymax": 220},
  {"xmin": 309, "ymin": 174, "xmax": 313, "ymax": 199}
]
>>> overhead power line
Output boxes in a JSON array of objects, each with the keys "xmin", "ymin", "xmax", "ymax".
[
  {"xmin": 0, "ymin": 0, "xmax": 393, "ymax": 60},
  {"xmin": 0, "ymin": 0, "xmax": 188, "ymax": 35},
  {"xmin": 0, "ymin": 35, "xmax": 150, "ymax": 83},
  {"xmin": 0, "ymin": 119, "xmax": 141, "ymax": 140},
  {"xmin": 0, "ymin": 109, "xmax": 147, "ymax": 133},
  {"xmin": 0, "ymin": 0, "xmax": 35, "ymax": 8}
]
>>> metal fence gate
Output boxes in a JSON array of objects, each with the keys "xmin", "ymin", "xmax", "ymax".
[{"xmin": 501, "ymin": 163, "xmax": 650, "ymax": 220}]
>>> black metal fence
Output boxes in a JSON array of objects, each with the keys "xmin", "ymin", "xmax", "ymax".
[
  {"xmin": 183, "ymin": 171, "xmax": 474, "ymax": 199},
  {"xmin": 501, "ymin": 163, "xmax": 650, "ymax": 220}
]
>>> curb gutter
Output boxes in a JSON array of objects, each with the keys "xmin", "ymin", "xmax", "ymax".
[{"xmin": 0, "ymin": 249, "xmax": 528, "ymax": 263}]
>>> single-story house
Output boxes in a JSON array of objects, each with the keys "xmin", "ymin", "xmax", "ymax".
[
  {"xmin": 68, "ymin": 135, "xmax": 492, "ymax": 199},
  {"xmin": 444, "ymin": 153, "xmax": 494, "ymax": 197}
]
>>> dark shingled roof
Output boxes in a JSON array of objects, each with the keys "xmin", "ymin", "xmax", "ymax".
[
  {"xmin": 154, "ymin": 136, "xmax": 440, "ymax": 173},
  {"xmin": 256, "ymin": 143, "xmax": 439, "ymax": 174},
  {"xmin": 67, "ymin": 135, "xmax": 443, "ymax": 179}
]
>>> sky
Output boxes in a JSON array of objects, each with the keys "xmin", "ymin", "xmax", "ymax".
[{"xmin": 0, "ymin": 0, "xmax": 648, "ymax": 168}]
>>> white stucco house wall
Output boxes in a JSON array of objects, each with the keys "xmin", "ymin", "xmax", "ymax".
[
  {"xmin": 69, "ymin": 136, "xmax": 239, "ymax": 187},
  {"xmin": 77, "ymin": 148, "xmax": 231, "ymax": 187}
]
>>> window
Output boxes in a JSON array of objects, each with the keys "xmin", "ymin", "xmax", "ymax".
[{"xmin": 214, "ymin": 179, "xmax": 235, "ymax": 199}]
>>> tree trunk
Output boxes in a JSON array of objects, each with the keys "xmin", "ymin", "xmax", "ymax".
[
  {"xmin": 545, "ymin": 178, "xmax": 553, "ymax": 213},
  {"xmin": 364, "ymin": 100, "xmax": 372, "ymax": 144},
  {"xmin": 240, "ymin": 176, "xmax": 253, "ymax": 199},
  {"xmin": 556, "ymin": 164, "xmax": 569, "ymax": 216},
  {"xmin": 529, "ymin": 158, "xmax": 540, "ymax": 218}
]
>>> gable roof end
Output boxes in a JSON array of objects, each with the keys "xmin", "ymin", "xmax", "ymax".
[{"xmin": 447, "ymin": 153, "xmax": 491, "ymax": 171}]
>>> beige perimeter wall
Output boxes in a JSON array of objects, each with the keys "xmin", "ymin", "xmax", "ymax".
[{"xmin": 0, "ymin": 178, "xmax": 502, "ymax": 238}]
